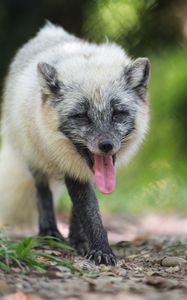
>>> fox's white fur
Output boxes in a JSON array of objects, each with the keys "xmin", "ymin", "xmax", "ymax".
[{"xmin": 0, "ymin": 23, "xmax": 149, "ymax": 225}]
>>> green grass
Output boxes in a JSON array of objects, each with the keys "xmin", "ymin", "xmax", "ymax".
[{"xmin": 0, "ymin": 234, "xmax": 75, "ymax": 273}]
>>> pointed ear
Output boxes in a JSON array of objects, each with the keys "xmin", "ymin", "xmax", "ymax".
[
  {"xmin": 37, "ymin": 62, "xmax": 61, "ymax": 96},
  {"xmin": 126, "ymin": 58, "xmax": 150, "ymax": 89}
]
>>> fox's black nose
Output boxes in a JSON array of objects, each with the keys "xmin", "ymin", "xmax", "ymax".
[{"xmin": 99, "ymin": 141, "xmax": 114, "ymax": 153}]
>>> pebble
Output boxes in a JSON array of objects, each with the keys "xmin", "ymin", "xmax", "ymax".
[
  {"xmin": 161, "ymin": 257, "xmax": 187, "ymax": 267},
  {"xmin": 165, "ymin": 266, "xmax": 180, "ymax": 273},
  {"xmin": 115, "ymin": 268, "xmax": 127, "ymax": 277}
]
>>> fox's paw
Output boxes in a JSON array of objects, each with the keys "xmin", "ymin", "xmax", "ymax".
[
  {"xmin": 39, "ymin": 228, "xmax": 65, "ymax": 242},
  {"xmin": 87, "ymin": 249, "xmax": 117, "ymax": 266}
]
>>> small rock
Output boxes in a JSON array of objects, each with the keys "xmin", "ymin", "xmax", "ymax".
[
  {"xmin": 134, "ymin": 267, "xmax": 143, "ymax": 273},
  {"xmin": 99, "ymin": 265, "xmax": 111, "ymax": 272},
  {"xmin": 161, "ymin": 257, "xmax": 187, "ymax": 267},
  {"xmin": 165, "ymin": 266, "xmax": 180, "ymax": 273},
  {"xmin": 46, "ymin": 270, "xmax": 64, "ymax": 279},
  {"xmin": 115, "ymin": 268, "xmax": 127, "ymax": 277},
  {"xmin": 146, "ymin": 271, "xmax": 160, "ymax": 276},
  {"xmin": 125, "ymin": 255, "xmax": 136, "ymax": 262},
  {"xmin": 117, "ymin": 259, "xmax": 126, "ymax": 266}
]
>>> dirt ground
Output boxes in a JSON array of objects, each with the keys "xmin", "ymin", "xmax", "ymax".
[{"xmin": 0, "ymin": 214, "xmax": 187, "ymax": 300}]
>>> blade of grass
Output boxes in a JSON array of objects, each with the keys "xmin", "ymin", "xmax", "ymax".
[
  {"xmin": 39, "ymin": 236, "xmax": 74, "ymax": 251},
  {"xmin": 0, "ymin": 261, "xmax": 10, "ymax": 272},
  {"xmin": 15, "ymin": 237, "xmax": 39, "ymax": 258},
  {"xmin": 0, "ymin": 235, "xmax": 74, "ymax": 273},
  {"xmin": 37, "ymin": 252, "xmax": 80, "ymax": 273}
]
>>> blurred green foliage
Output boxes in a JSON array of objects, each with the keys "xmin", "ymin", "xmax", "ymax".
[
  {"xmin": 0, "ymin": 0, "xmax": 187, "ymax": 215},
  {"xmin": 99, "ymin": 47, "xmax": 187, "ymax": 215}
]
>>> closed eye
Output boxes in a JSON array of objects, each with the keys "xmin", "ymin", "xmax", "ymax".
[
  {"xmin": 113, "ymin": 110, "xmax": 130, "ymax": 117},
  {"xmin": 71, "ymin": 112, "xmax": 88, "ymax": 119},
  {"xmin": 112, "ymin": 109, "xmax": 130, "ymax": 122},
  {"xmin": 69, "ymin": 112, "xmax": 92, "ymax": 125}
]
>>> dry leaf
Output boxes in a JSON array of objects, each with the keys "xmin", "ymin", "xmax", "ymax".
[
  {"xmin": 144, "ymin": 276, "xmax": 170, "ymax": 288},
  {"xmin": 2, "ymin": 291, "xmax": 43, "ymax": 300}
]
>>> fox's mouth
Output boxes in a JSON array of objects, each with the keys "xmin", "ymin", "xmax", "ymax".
[
  {"xmin": 85, "ymin": 149, "xmax": 116, "ymax": 169},
  {"xmin": 84, "ymin": 149, "xmax": 116, "ymax": 195},
  {"xmin": 73, "ymin": 142, "xmax": 116, "ymax": 194}
]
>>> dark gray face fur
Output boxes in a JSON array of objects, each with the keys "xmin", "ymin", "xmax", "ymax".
[
  {"xmin": 38, "ymin": 59, "xmax": 150, "ymax": 168},
  {"xmin": 59, "ymin": 98, "xmax": 135, "ymax": 158}
]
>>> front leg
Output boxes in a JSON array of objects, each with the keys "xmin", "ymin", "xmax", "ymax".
[
  {"xmin": 65, "ymin": 176, "xmax": 116, "ymax": 265},
  {"xmin": 34, "ymin": 173, "xmax": 65, "ymax": 241},
  {"xmin": 69, "ymin": 207, "xmax": 89, "ymax": 256}
]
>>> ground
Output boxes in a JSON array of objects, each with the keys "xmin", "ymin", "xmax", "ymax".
[{"xmin": 0, "ymin": 214, "xmax": 187, "ymax": 300}]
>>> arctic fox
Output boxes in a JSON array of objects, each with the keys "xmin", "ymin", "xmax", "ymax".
[{"xmin": 0, "ymin": 23, "xmax": 150, "ymax": 265}]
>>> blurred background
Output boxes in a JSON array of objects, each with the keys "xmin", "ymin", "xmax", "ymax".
[{"xmin": 0, "ymin": 0, "xmax": 187, "ymax": 216}]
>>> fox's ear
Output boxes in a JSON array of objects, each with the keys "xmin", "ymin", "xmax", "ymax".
[
  {"xmin": 37, "ymin": 62, "xmax": 61, "ymax": 96},
  {"xmin": 125, "ymin": 58, "xmax": 150, "ymax": 89}
]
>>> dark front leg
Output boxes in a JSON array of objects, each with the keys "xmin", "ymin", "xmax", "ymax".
[
  {"xmin": 65, "ymin": 176, "xmax": 116, "ymax": 265},
  {"xmin": 69, "ymin": 207, "xmax": 89, "ymax": 256},
  {"xmin": 35, "ymin": 175, "xmax": 64, "ymax": 241}
]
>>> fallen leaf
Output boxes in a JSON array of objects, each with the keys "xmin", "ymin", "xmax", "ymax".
[
  {"xmin": 2, "ymin": 292, "xmax": 43, "ymax": 300},
  {"xmin": 144, "ymin": 276, "xmax": 171, "ymax": 288},
  {"xmin": 11, "ymin": 268, "xmax": 22, "ymax": 273}
]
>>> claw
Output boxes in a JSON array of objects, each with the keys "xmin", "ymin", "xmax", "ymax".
[
  {"xmin": 87, "ymin": 249, "xmax": 117, "ymax": 266},
  {"xmin": 96, "ymin": 255, "xmax": 102, "ymax": 265},
  {"xmin": 110, "ymin": 253, "xmax": 117, "ymax": 265},
  {"xmin": 87, "ymin": 250, "xmax": 95, "ymax": 260},
  {"xmin": 103, "ymin": 254, "xmax": 109, "ymax": 265},
  {"xmin": 111, "ymin": 257, "xmax": 117, "ymax": 265}
]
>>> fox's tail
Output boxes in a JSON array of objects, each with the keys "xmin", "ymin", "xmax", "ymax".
[{"xmin": 0, "ymin": 144, "xmax": 37, "ymax": 226}]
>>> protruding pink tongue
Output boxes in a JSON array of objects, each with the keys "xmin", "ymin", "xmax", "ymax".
[{"xmin": 94, "ymin": 155, "xmax": 115, "ymax": 194}]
